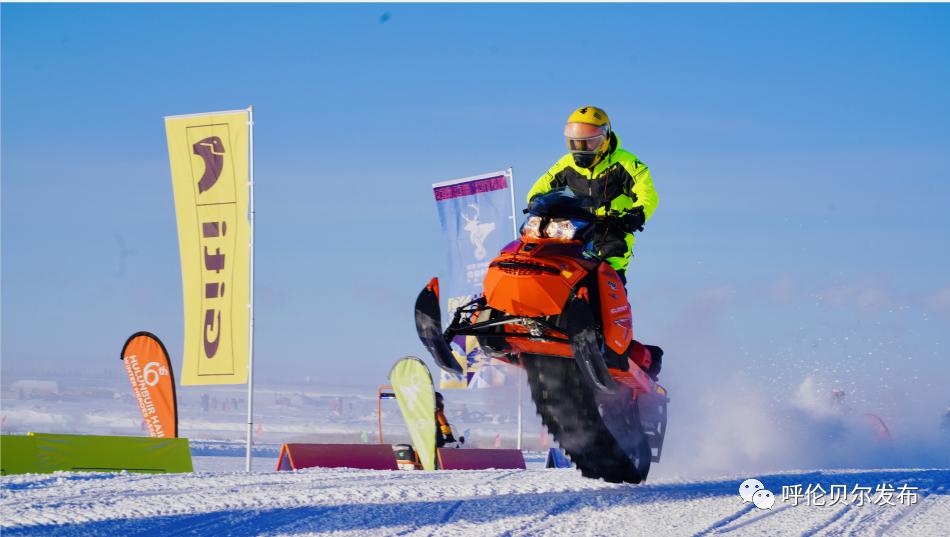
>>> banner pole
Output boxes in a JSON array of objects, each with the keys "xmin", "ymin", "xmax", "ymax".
[
  {"xmin": 517, "ymin": 369, "xmax": 524, "ymax": 450},
  {"xmin": 507, "ymin": 168, "xmax": 518, "ymax": 239},
  {"xmin": 507, "ymin": 167, "xmax": 523, "ymax": 452},
  {"xmin": 245, "ymin": 106, "xmax": 256, "ymax": 473}
]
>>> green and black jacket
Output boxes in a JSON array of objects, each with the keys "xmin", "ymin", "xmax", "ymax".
[{"xmin": 526, "ymin": 133, "xmax": 658, "ymax": 271}]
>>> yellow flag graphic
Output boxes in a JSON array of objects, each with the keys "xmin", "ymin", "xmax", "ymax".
[
  {"xmin": 165, "ymin": 110, "xmax": 250, "ymax": 385},
  {"xmin": 389, "ymin": 357, "xmax": 437, "ymax": 471}
]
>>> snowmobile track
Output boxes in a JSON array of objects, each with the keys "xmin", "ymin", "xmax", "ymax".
[{"xmin": 522, "ymin": 354, "xmax": 645, "ymax": 484}]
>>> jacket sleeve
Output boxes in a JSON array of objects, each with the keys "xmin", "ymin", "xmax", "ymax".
[
  {"xmin": 626, "ymin": 163, "xmax": 658, "ymax": 220},
  {"xmin": 526, "ymin": 170, "xmax": 556, "ymax": 204},
  {"xmin": 526, "ymin": 156, "xmax": 570, "ymax": 203}
]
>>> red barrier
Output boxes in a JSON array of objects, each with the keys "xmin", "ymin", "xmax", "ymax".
[
  {"xmin": 276, "ymin": 443, "xmax": 398, "ymax": 471},
  {"xmin": 437, "ymin": 448, "xmax": 526, "ymax": 470}
]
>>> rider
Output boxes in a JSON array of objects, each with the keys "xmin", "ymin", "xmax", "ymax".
[
  {"xmin": 434, "ymin": 392, "xmax": 458, "ymax": 448},
  {"xmin": 527, "ymin": 106, "xmax": 661, "ymax": 379},
  {"xmin": 526, "ymin": 106, "xmax": 658, "ymax": 285}
]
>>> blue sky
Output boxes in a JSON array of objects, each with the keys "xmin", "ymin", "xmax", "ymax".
[{"xmin": 3, "ymin": 4, "xmax": 949, "ymax": 421}]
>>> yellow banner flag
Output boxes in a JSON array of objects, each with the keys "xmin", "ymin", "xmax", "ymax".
[
  {"xmin": 389, "ymin": 357, "xmax": 437, "ymax": 471},
  {"xmin": 165, "ymin": 109, "xmax": 251, "ymax": 385}
]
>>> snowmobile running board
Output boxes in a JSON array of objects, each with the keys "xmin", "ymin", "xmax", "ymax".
[{"xmin": 414, "ymin": 279, "xmax": 464, "ymax": 375}]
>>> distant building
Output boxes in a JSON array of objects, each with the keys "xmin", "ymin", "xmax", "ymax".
[{"xmin": 11, "ymin": 380, "xmax": 59, "ymax": 399}]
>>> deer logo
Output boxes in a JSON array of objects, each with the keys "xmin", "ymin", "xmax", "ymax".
[{"xmin": 461, "ymin": 204, "xmax": 495, "ymax": 260}]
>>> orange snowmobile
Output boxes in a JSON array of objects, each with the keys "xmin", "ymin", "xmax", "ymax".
[{"xmin": 415, "ymin": 189, "xmax": 668, "ymax": 483}]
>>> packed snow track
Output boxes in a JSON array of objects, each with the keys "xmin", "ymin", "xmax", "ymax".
[{"xmin": 2, "ymin": 465, "xmax": 947, "ymax": 536}]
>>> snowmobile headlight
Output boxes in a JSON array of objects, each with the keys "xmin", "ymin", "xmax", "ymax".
[
  {"xmin": 544, "ymin": 218, "xmax": 577, "ymax": 241},
  {"xmin": 522, "ymin": 215, "xmax": 543, "ymax": 239}
]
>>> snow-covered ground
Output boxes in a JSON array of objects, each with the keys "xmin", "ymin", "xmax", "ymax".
[
  {"xmin": 3, "ymin": 376, "xmax": 949, "ymax": 535},
  {"xmin": 2, "ymin": 459, "xmax": 947, "ymax": 536}
]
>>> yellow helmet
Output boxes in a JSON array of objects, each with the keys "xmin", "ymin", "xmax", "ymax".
[
  {"xmin": 564, "ymin": 106, "xmax": 611, "ymax": 168},
  {"xmin": 567, "ymin": 106, "xmax": 611, "ymax": 131}
]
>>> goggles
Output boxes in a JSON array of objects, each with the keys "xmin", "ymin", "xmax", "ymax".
[{"xmin": 564, "ymin": 122, "xmax": 608, "ymax": 153}]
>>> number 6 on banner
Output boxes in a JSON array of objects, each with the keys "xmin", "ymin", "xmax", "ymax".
[{"xmin": 143, "ymin": 362, "xmax": 167, "ymax": 387}]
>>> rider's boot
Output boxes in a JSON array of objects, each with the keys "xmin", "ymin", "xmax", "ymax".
[
  {"xmin": 643, "ymin": 344, "xmax": 663, "ymax": 380},
  {"xmin": 627, "ymin": 340, "xmax": 662, "ymax": 381}
]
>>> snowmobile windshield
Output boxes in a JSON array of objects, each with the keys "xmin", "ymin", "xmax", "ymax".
[{"xmin": 526, "ymin": 189, "xmax": 598, "ymax": 222}]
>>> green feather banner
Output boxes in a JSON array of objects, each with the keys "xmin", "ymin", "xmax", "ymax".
[{"xmin": 389, "ymin": 357, "xmax": 436, "ymax": 471}]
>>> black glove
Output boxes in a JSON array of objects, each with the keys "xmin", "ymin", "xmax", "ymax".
[{"xmin": 613, "ymin": 207, "xmax": 645, "ymax": 233}]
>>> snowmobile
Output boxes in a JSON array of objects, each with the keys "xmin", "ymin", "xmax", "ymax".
[{"xmin": 415, "ymin": 189, "xmax": 668, "ymax": 483}]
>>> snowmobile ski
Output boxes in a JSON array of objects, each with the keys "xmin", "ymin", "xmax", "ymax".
[{"xmin": 414, "ymin": 278, "xmax": 463, "ymax": 375}]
